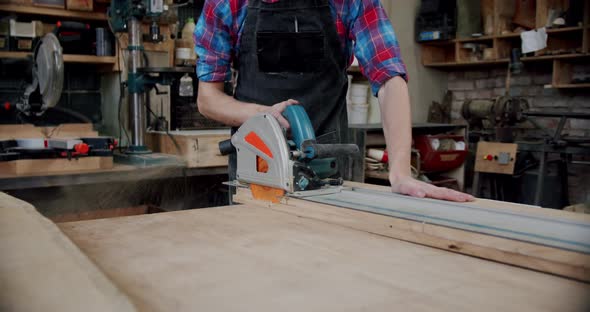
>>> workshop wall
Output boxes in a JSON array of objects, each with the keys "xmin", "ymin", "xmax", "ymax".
[
  {"xmin": 386, "ymin": 1, "xmax": 448, "ymax": 122},
  {"xmin": 447, "ymin": 65, "xmax": 590, "ymax": 205}
]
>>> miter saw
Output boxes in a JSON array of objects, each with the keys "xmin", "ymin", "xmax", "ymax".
[
  {"xmin": 15, "ymin": 32, "xmax": 63, "ymax": 116},
  {"xmin": 220, "ymin": 105, "xmax": 359, "ymax": 202}
]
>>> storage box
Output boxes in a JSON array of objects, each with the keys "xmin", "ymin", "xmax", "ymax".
[
  {"xmin": 67, "ymin": 0, "xmax": 93, "ymax": 11},
  {"xmin": 413, "ymin": 134, "xmax": 468, "ymax": 173},
  {"xmin": 0, "ymin": 19, "xmax": 9, "ymax": 51},
  {"xmin": 33, "ymin": 0, "xmax": 65, "ymax": 9},
  {"xmin": 9, "ymin": 19, "xmax": 42, "ymax": 51}
]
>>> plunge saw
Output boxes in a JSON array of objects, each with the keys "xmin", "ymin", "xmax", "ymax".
[{"xmin": 219, "ymin": 105, "xmax": 360, "ymax": 202}]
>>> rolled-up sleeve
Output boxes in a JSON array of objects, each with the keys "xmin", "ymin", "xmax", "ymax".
[
  {"xmin": 194, "ymin": 0, "xmax": 233, "ymax": 82},
  {"xmin": 349, "ymin": 0, "xmax": 408, "ymax": 95}
]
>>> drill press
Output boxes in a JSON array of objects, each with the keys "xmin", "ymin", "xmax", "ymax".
[{"xmin": 107, "ymin": 0, "xmax": 187, "ymax": 166}]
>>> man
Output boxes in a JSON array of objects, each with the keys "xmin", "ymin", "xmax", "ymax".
[{"xmin": 195, "ymin": 0, "xmax": 473, "ymax": 202}]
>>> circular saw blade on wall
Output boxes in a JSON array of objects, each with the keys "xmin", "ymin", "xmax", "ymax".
[{"xmin": 34, "ymin": 33, "xmax": 64, "ymax": 114}]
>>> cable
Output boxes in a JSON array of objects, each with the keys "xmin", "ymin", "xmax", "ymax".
[{"xmin": 144, "ymin": 93, "xmax": 182, "ymax": 155}]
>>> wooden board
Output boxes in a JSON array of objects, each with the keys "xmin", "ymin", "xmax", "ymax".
[
  {"xmin": 474, "ymin": 141, "xmax": 517, "ymax": 174},
  {"xmin": 234, "ymin": 182, "xmax": 590, "ymax": 282},
  {"xmin": 0, "ymin": 123, "xmax": 113, "ymax": 175},
  {"xmin": 0, "ymin": 192, "xmax": 136, "ymax": 312},
  {"xmin": 145, "ymin": 131, "xmax": 230, "ymax": 168},
  {"xmin": 0, "ymin": 156, "xmax": 113, "ymax": 175},
  {"xmin": 58, "ymin": 203, "xmax": 590, "ymax": 311},
  {"xmin": 50, "ymin": 205, "xmax": 163, "ymax": 223}
]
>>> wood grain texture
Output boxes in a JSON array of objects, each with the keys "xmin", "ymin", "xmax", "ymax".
[
  {"xmin": 234, "ymin": 183, "xmax": 590, "ymax": 281},
  {"xmin": 146, "ymin": 131, "xmax": 229, "ymax": 168},
  {"xmin": 0, "ymin": 156, "xmax": 113, "ymax": 175},
  {"xmin": 0, "ymin": 192, "xmax": 136, "ymax": 312},
  {"xmin": 59, "ymin": 204, "xmax": 590, "ymax": 312},
  {"xmin": 0, "ymin": 4, "xmax": 106, "ymax": 20},
  {"xmin": 0, "ymin": 123, "xmax": 97, "ymax": 139}
]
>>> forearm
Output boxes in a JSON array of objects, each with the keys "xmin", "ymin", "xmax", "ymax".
[
  {"xmin": 377, "ymin": 76, "xmax": 412, "ymax": 180},
  {"xmin": 197, "ymin": 82, "xmax": 266, "ymax": 127}
]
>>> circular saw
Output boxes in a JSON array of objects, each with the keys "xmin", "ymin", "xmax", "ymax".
[{"xmin": 17, "ymin": 32, "xmax": 64, "ymax": 116}]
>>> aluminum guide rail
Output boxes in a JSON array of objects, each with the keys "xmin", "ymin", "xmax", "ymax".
[{"xmin": 293, "ymin": 188, "xmax": 590, "ymax": 254}]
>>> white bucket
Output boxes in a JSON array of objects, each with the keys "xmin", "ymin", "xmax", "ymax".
[
  {"xmin": 350, "ymin": 95, "xmax": 368, "ymax": 105},
  {"xmin": 350, "ymin": 83, "xmax": 369, "ymax": 97},
  {"xmin": 349, "ymin": 105, "xmax": 368, "ymax": 124},
  {"xmin": 368, "ymin": 96, "xmax": 381, "ymax": 124}
]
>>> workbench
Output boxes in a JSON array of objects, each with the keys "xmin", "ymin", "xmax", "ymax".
[
  {"xmin": 0, "ymin": 163, "xmax": 227, "ymax": 191},
  {"xmin": 1, "ymin": 184, "xmax": 588, "ymax": 311}
]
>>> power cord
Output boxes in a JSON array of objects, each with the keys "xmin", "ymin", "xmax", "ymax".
[{"xmin": 145, "ymin": 93, "xmax": 182, "ymax": 155}]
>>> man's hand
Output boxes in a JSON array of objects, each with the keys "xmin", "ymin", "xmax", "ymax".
[
  {"xmin": 390, "ymin": 174, "xmax": 475, "ymax": 202},
  {"xmin": 198, "ymin": 82, "xmax": 299, "ymax": 128},
  {"xmin": 264, "ymin": 99, "xmax": 299, "ymax": 128}
]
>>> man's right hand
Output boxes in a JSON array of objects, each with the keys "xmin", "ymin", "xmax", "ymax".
[
  {"xmin": 264, "ymin": 99, "xmax": 299, "ymax": 129},
  {"xmin": 198, "ymin": 82, "xmax": 300, "ymax": 128}
]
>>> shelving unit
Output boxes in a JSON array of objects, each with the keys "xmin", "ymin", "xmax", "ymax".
[
  {"xmin": 420, "ymin": 0, "xmax": 590, "ymax": 89},
  {"xmin": 0, "ymin": 51, "xmax": 116, "ymax": 64},
  {"xmin": 0, "ymin": 4, "xmax": 119, "ymax": 68},
  {"xmin": 0, "ymin": 4, "xmax": 107, "ymax": 21},
  {"xmin": 349, "ymin": 124, "xmax": 468, "ymax": 190}
]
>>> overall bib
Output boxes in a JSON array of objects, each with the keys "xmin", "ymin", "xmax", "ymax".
[{"xmin": 229, "ymin": 0, "xmax": 350, "ymax": 185}]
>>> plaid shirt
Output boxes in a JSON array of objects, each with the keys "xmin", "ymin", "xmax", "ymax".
[{"xmin": 195, "ymin": 0, "xmax": 407, "ymax": 95}]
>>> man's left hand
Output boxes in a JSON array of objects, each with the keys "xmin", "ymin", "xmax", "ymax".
[{"xmin": 390, "ymin": 174, "xmax": 475, "ymax": 202}]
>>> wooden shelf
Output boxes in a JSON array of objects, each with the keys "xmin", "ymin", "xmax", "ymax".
[
  {"xmin": 424, "ymin": 59, "xmax": 509, "ymax": 68},
  {"xmin": 546, "ymin": 26, "xmax": 585, "ymax": 34},
  {"xmin": 64, "ymin": 54, "xmax": 116, "ymax": 64},
  {"xmin": 552, "ymin": 83, "xmax": 590, "ymax": 89},
  {"xmin": 0, "ymin": 51, "xmax": 116, "ymax": 64},
  {"xmin": 424, "ymin": 54, "xmax": 589, "ymax": 68},
  {"xmin": 522, "ymin": 53, "xmax": 590, "ymax": 61},
  {"xmin": 0, "ymin": 4, "xmax": 107, "ymax": 21},
  {"xmin": 456, "ymin": 35, "xmax": 495, "ymax": 42}
]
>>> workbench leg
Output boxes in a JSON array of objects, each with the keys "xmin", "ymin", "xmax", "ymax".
[{"xmin": 534, "ymin": 152, "xmax": 547, "ymax": 206}]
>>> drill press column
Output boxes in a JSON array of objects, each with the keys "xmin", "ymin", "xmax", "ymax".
[{"xmin": 127, "ymin": 17, "xmax": 149, "ymax": 153}]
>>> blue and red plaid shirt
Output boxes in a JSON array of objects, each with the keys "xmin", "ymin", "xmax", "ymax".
[{"xmin": 194, "ymin": 0, "xmax": 407, "ymax": 95}]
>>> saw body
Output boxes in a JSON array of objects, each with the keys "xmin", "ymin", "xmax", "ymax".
[{"xmin": 222, "ymin": 105, "xmax": 359, "ymax": 200}]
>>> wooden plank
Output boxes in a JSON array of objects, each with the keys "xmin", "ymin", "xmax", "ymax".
[
  {"xmin": 51, "ymin": 205, "xmax": 163, "ymax": 223},
  {"xmin": 0, "ymin": 192, "xmax": 136, "ymax": 311},
  {"xmin": 0, "ymin": 123, "xmax": 97, "ymax": 139},
  {"xmin": 63, "ymin": 54, "xmax": 116, "ymax": 64},
  {"xmin": 59, "ymin": 204, "xmax": 590, "ymax": 312},
  {"xmin": 0, "ymin": 157, "xmax": 113, "ymax": 175},
  {"xmin": 0, "ymin": 4, "xmax": 106, "ymax": 20},
  {"xmin": 233, "ymin": 184, "xmax": 590, "ymax": 282},
  {"xmin": 145, "ymin": 131, "xmax": 230, "ymax": 168},
  {"xmin": 474, "ymin": 141, "xmax": 517, "ymax": 174}
]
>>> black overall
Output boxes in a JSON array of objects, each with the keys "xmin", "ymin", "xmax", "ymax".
[{"xmin": 229, "ymin": 0, "xmax": 350, "ymax": 184}]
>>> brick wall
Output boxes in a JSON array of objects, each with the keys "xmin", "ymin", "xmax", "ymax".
[{"xmin": 447, "ymin": 65, "xmax": 590, "ymax": 205}]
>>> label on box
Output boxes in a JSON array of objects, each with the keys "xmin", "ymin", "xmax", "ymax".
[
  {"xmin": 0, "ymin": 38, "xmax": 6, "ymax": 49},
  {"xmin": 17, "ymin": 39, "xmax": 32, "ymax": 50}
]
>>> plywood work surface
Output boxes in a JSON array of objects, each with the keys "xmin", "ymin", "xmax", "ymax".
[
  {"xmin": 0, "ymin": 156, "xmax": 113, "ymax": 176},
  {"xmin": 0, "ymin": 192, "xmax": 136, "ymax": 312},
  {"xmin": 59, "ymin": 205, "xmax": 590, "ymax": 312}
]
